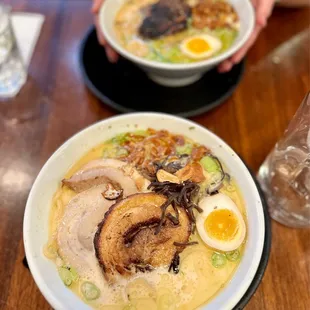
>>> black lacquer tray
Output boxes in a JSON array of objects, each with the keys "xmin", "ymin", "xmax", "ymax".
[{"xmin": 79, "ymin": 27, "xmax": 245, "ymax": 118}]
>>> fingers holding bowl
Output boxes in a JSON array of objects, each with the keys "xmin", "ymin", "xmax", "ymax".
[
  {"xmin": 218, "ymin": 0, "xmax": 275, "ymax": 73},
  {"xmin": 92, "ymin": 0, "xmax": 104, "ymax": 14},
  {"xmin": 93, "ymin": 0, "xmax": 119, "ymax": 63},
  {"xmin": 217, "ymin": 24, "xmax": 263, "ymax": 73}
]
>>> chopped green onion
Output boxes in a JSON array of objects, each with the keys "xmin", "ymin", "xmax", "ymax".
[
  {"xmin": 69, "ymin": 267, "xmax": 79, "ymax": 282},
  {"xmin": 176, "ymin": 143, "xmax": 193, "ymax": 155},
  {"xmin": 81, "ymin": 281, "xmax": 100, "ymax": 301},
  {"xmin": 150, "ymin": 46, "xmax": 170, "ymax": 63},
  {"xmin": 209, "ymin": 171, "xmax": 223, "ymax": 183},
  {"xmin": 214, "ymin": 28, "xmax": 238, "ymax": 52},
  {"xmin": 111, "ymin": 133, "xmax": 128, "ymax": 144},
  {"xmin": 200, "ymin": 156, "xmax": 219, "ymax": 173},
  {"xmin": 211, "ymin": 252, "xmax": 227, "ymax": 268},
  {"xmin": 103, "ymin": 145, "xmax": 128, "ymax": 158},
  {"xmin": 58, "ymin": 266, "xmax": 79, "ymax": 286},
  {"xmin": 225, "ymin": 249, "xmax": 240, "ymax": 262},
  {"xmin": 108, "ymin": 130, "xmax": 148, "ymax": 146},
  {"xmin": 102, "ymin": 145, "xmax": 116, "ymax": 158},
  {"xmin": 58, "ymin": 267, "xmax": 73, "ymax": 286}
]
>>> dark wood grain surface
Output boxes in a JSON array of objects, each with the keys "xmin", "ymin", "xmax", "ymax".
[{"xmin": 0, "ymin": 1, "xmax": 309, "ymax": 309}]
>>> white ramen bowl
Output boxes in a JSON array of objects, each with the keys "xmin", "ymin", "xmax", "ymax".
[
  {"xmin": 24, "ymin": 113, "xmax": 265, "ymax": 310},
  {"xmin": 99, "ymin": 0, "xmax": 254, "ymax": 87}
]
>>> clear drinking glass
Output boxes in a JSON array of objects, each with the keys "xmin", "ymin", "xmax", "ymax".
[
  {"xmin": 0, "ymin": 3, "xmax": 27, "ymax": 98},
  {"xmin": 0, "ymin": 4, "xmax": 47, "ymax": 124},
  {"xmin": 257, "ymin": 93, "xmax": 310, "ymax": 228}
]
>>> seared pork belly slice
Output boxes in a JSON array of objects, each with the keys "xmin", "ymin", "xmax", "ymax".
[
  {"xmin": 94, "ymin": 193, "xmax": 191, "ymax": 282},
  {"xmin": 57, "ymin": 164, "xmax": 149, "ymax": 284},
  {"xmin": 62, "ymin": 159, "xmax": 150, "ymax": 193},
  {"xmin": 57, "ymin": 184, "xmax": 116, "ymax": 284},
  {"xmin": 139, "ymin": 0, "xmax": 191, "ymax": 39}
]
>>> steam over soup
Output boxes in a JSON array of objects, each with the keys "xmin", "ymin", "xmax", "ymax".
[
  {"xmin": 45, "ymin": 129, "xmax": 247, "ymax": 309},
  {"xmin": 114, "ymin": 0, "xmax": 240, "ymax": 63}
]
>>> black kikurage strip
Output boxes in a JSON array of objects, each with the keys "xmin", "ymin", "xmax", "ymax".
[
  {"xmin": 155, "ymin": 196, "xmax": 174, "ymax": 235},
  {"xmin": 148, "ymin": 180, "xmax": 201, "ymax": 234},
  {"xmin": 173, "ymin": 241, "xmax": 198, "ymax": 247}
]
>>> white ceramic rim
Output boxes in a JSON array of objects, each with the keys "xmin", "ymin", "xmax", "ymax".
[
  {"xmin": 24, "ymin": 113, "xmax": 265, "ymax": 310},
  {"xmin": 99, "ymin": 0, "xmax": 255, "ymax": 71}
]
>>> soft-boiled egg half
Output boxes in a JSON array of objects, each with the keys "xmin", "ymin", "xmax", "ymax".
[
  {"xmin": 197, "ymin": 193, "xmax": 246, "ymax": 251},
  {"xmin": 180, "ymin": 34, "xmax": 222, "ymax": 59}
]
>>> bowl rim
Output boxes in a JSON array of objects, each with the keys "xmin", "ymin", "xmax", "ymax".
[
  {"xmin": 99, "ymin": 0, "xmax": 255, "ymax": 70},
  {"xmin": 23, "ymin": 112, "xmax": 265, "ymax": 310}
]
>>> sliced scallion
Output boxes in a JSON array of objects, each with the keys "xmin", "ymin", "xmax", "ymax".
[
  {"xmin": 225, "ymin": 249, "xmax": 240, "ymax": 262},
  {"xmin": 200, "ymin": 156, "xmax": 219, "ymax": 173},
  {"xmin": 58, "ymin": 267, "xmax": 73, "ymax": 286},
  {"xmin": 176, "ymin": 143, "xmax": 193, "ymax": 155},
  {"xmin": 110, "ymin": 133, "xmax": 128, "ymax": 144},
  {"xmin": 211, "ymin": 252, "xmax": 227, "ymax": 268},
  {"xmin": 81, "ymin": 281, "xmax": 100, "ymax": 301},
  {"xmin": 69, "ymin": 266, "xmax": 79, "ymax": 282}
]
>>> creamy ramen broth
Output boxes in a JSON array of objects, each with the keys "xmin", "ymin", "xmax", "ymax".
[
  {"xmin": 45, "ymin": 129, "xmax": 247, "ymax": 309},
  {"xmin": 114, "ymin": 0, "xmax": 239, "ymax": 63}
]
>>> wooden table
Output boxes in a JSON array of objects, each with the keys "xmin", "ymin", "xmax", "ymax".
[{"xmin": 0, "ymin": 0, "xmax": 309, "ymax": 309}]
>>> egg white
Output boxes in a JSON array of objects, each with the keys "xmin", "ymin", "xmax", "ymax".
[
  {"xmin": 197, "ymin": 193, "xmax": 246, "ymax": 251},
  {"xmin": 180, "ymin": 34, "xmax": 222, "ymax": 60}
]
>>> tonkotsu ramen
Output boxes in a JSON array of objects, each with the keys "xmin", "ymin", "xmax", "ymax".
[
  {"xmin": 114, "ymin": 0, "xmax": 240, "ymax": 63},
  {"xmin": 44, "ymin": 128, "xmax": 247, "ymax": 309}
]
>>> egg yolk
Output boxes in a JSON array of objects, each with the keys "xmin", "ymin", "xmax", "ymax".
[
  {"xmin": 186, "ymin": 38, "xmax": 211, "ymax": 54},
  {"xmin": 205, "ymin": 209, "xmax": 239, "ymax": 241}
]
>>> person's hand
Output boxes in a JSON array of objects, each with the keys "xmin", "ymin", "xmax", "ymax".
[
  {"xmin": 218, "ymin": 0, "xmax": 275, "ymax": 73},
  {"xmin": 92, "ymin": 0, "xmax": 119, "ymax": 63}
]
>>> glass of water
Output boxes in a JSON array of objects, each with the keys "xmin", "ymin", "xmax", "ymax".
[
  {"xmin": 0, "ymin": 3, "xmax": 27, "ymax": 98},
  {"xmin": 0, "ymin": 3, "xmax": 48, "ymax": 124},
  {"xmin": 257, "ymin": 93, "xmax": 310, "ymax": 228}
]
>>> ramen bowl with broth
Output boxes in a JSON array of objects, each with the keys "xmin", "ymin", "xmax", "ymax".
[
  {"xmin": 99, "ymin": 0, "xmax": 254, "ymax": 87},
  {"xmin": 24, "ymin": 113, "xmax": 265, "ymax": 310}
]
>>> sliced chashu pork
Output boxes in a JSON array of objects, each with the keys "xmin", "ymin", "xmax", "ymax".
[
  {"xmin": 62, "ymin": 158, "xmax": 150, "ymax": 193},
  {"xmin": 57, "ymin": 160, "xmax": 149, "ymax": 286},
  {"xmin": 94, "ymin": 193, "xmax": 191, "ymax": 282}
]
